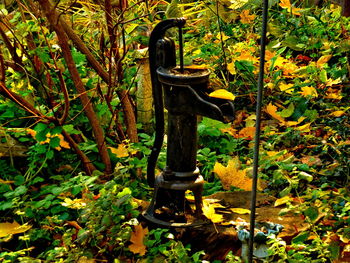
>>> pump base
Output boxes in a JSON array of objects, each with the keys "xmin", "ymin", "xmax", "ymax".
[{"xmin": 143, "ymin": 173, "xmax": 209, "ymax": 228}]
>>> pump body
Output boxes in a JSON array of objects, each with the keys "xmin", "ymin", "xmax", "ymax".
[{"xmin": 144, "ymin": 18, "xmax": 235, "ymax": 227}]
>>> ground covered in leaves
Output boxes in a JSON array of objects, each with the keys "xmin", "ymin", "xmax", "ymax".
[{"xmin": 0, "ymin": 0, "xmax": 350, "ymax": 262}]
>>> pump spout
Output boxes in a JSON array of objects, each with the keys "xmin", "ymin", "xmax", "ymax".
[
  {"xmin": 186, "ymin": 87, "xmax": 235, "ymax": 123},
  {"xmin": 157, "ymin": 67, "xmax": 235, "ymax": 123}
]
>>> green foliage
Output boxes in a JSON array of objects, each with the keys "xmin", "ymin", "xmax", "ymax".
[{"xmin": 0, "ymin": 0, "xmax": 350, "ymax": 262}]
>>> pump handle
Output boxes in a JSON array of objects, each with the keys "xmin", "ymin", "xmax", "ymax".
[{"xmin": 147, "ymin": 18, "xmax": 186, "ymax": 187}]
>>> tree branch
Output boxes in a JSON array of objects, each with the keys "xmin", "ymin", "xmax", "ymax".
[{"xmin": 38, "ymin": 0, "xmax": 112, "ymax": 174}]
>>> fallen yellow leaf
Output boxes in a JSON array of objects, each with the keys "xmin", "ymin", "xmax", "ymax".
[
  {"xmin": 279, "ymin": 0, "xmax": 302, "ymax": 15},
  {"xmin": 77, "ymin": 256, "xmax": 95, "ymax": 263},
  {"xmin": 274, "ymin": 196, "xmax": 292, "ymax": 207},
  {"xmin": 216, "ymin": 32, "xmax": 230, "ymax": 42},
  {"xmin": 266, "ymin": 103, "xmax": 285, "ymax": 123},
  {"xmin": 265, "ymin": 50, "xmax": 276, "ymax": 61},
  {"xmin": 298, "ymin": 86, "xmax": 318, "ymax": 98},
  {"xmin": 325, "ymin": 88, "xmax": 343, "ymax": 100},
  {"xmin": 295, "ymin": 122, "xmax": 311, "ymax": 132},
  {"xmin": 209, "ymin": 89, "xmax": 235, "ymax": 101},
  {"xmin": 240, "ymin": 10, "xmax": 255, "ymax": 24},
  {"xmin": 202, "ymin": 200, "xmax": 224, "ymax": 223},
  {"xmin": 285, "ymin": 116, "xmax": 306, "ymax": 127},
  {"xmin": 227, "ymin": 62, "xmax": 236, "ymax": 75},
  {"xmin": 213, "ymin": 157, "xmax": 252, "ymax": 191},
  {"xmin": 61, "ymin": 198, "xmax": 86, "ymax": 209},
  {"xmin": 0, "ymin": 221, "xmax": 32, "ymax": 237},
  {"xmin": 109, "ymin": 144, "xmax": 129, "ymax": 158},
  {"xmin": 317, "ymin": 55, "xmax": 332, "ymax": 68},
  {"xmin": 186, "ymin": 64, "xmax": 210, "ymax": 70},
  {"xmin": 58, "ymin": 134, "xmax": 70, "ymax": 149},
  {"xmin": 329, "ymin": 111, "xmax": 345, "ymax": 117},
  {"xmin": 237, "ymin": 127, "xmax": 255, "ymax": 140},
  {"xmin": 326, "ymin": 78, "xmax": 341, "ymax": 87},
  {"xmin": 279, "ymin": 83, "xmax": 294, "ymax": 94},
  {"xmin": 129, "ymin": 224, "xmax": 148, "ymax": 256},
  {"xmin": 0, "ymin": 179, "xmax": 15, "ymax": 184},
  {"xmin": 230, "ymin": 208, "xmax": 250, "ymax": 214}
]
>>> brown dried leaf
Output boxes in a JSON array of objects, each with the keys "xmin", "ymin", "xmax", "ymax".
[
  {"xmin": 129, "ymin": 224, "xmax": 148, "ymax": 256},
  {"xmin": 213, "ymin": 157, "xmax": 252, "ymax": 191}
]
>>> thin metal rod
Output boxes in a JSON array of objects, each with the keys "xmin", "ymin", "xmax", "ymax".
[
  {"xmin": 248, "ymin": 0, "xmax": 269, "ymax": 262},
  {"xmin": 179, "ymin": 26, "xmax": 184, "ymax": 73}
]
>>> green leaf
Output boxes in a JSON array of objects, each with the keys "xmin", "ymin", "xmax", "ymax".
[
  {"xmin": 72, "ymin": 49, "xmax": 86, "ymax": 66},
  {"xmin": 71, "ymin": 186, "xmax": 82, "ymax": 196},
  {"xmin": 14, "ymin": 185, "xmax": 27, "ymax": 196},
  {"xmin": 279, "ymin": 103, "xmax": 295, "ymax": 118},
  {"xmin": 0, "ymin": 201, "xmax": 13, "ymax": 210},
  {"xmin": 304, "ymin": 206, "xmax": 319, "ymax": 221},
  {"xmin": 292, "ymin": 232, "xmax": 309, "ymax": 244},
  {"xmin": 319, "ymin": 69, "xmax": 328, "ymax": 83},
  {"xmin": 117, "ymin": 187, "xmax": 132, "ymax": 198},
  {"xmin": 63, "ymin": 124, "xmax": 81, "ymax": 135},
  {"xmin": 298, "ymin": 171, "xmax": 313, "ymax": 182},
  {"xmin": 35, "ymin": 130, "xmax": 49, "ymax": 142},
  {"xmin": 46, "ymin": 150, "xmax": 54, "ymax": 159},
  {"xmin": 36, "ymin": 49, "xmax": 51, "ymax": 63},
  {"xmin": 51, "ymin": 187, "xmax": 63, "ymax": 195},
  {"xmin": 51, "ymin": 126, "xmax": 62, "ymax": 135},
  {"xmin": 49, "ymin": 136, "xmax": 60, "ymax": 148},
  {"xmin": 34, "ymin": 123, "xmax": 48, "ymax": 133},
  {"xmin": 14, "ymin": 175, "xmax": 25, "ymax": 186}
]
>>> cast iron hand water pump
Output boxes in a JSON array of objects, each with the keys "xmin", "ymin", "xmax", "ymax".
[{"xmin": 144, "ymin": 18, "xmax": 235, "ymax": 227}]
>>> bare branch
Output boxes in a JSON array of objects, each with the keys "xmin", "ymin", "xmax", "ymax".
[{"xmin": 38, "ymin": 0, "xmax": 112, "ymax": 174}]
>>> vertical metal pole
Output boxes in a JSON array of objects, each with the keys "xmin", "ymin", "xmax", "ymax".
[
  {"xmin": 248, "ymin": 0, "xmax": 268, "ymax": 262},
  {"xmin": 179, "ymin": 26, "xmax": 184, "ymax": 73}
]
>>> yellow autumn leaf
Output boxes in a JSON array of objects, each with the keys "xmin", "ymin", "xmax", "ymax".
[
  {"xmin": 237, "ymin": 127, "xmax": 255, "ymax": 140},
  {"xmin": 317, "ymin": 55, "xmax": 332, "ymax": 68},
  {"xmin": 236, "ymin": 51, "xmax": 259, "ymax": 63},
  {"xmin": 265, "ymin": 50, "xmax": 276, "ymax": 61},
  {"xmin": 230, "ymin": 208, "xmax": 250, "ymax": 214},
  {"xmin": 186, "ymin": 64, "xmax": 210, "ymax": 70},
  {"xmin": 216, "ymin": 32, "xmax": 230, "ymax": 42},
  {"xmin": 279, "ymin": 0, "xmax": 302, "ymax": 15},
  {"xmin": 329, "ymin": 111, "xmax": 345, "ymax": 117},
  {"xmin": 240, "ymin": 10, "xmax": 255, "ymax": 24},
  {"xmin": 274, "ymin": 196, "xmax": 292, "ymax": 207},
  {"xmin": 57, "ymin": 134, "xmax": 70, "ymax": 149},
  {"xmin": 0, "ymin": 178, "xmax": 14, "ymax": 184},
  {"xmin": 285, "ymin": 116, "xmax": 306, "ymax": 127},
  {"xmin": 279, "ymin": 83, "xmax": 294, "ymax": 94},
  {"xmin": 109, "ymin": 144, "xmax": 129, "ymax": 158},
  {"xmin": 265, "ymin": 103, "xmax": 285, "ymax": 123},
  {"xmin": 295, "ymin": 122, "xmax": 311, "ymax": 132},
  {"xmin": 229, "ymin": 0, "xmax": 249, "ymax": 10},
  {"xmin": 129, "ymin": 224, "xmax": 148, "ymax": 256},
  {"xmin": 61, "ymin": 198, "xmax": 86, "ymax": 209},
  {"xmin": 299, "ymin": 86, "xmax": 318, "ymax": 98},
  {"xmin": 213, "ymin": 157, "xmax": 252, "ymax": 191},
  {"xmin": 0, "ymin": 221, "xmax": 32, "ymax": 237},
  {"xmin": 266, "ymin": 151, "xmax": 280, "ymax": 157},
  {"xmin": 326, "ymin": 78, "xmax": 341, "ymax": 87},
  {"xmin": 26, "ymin": 128, "xmax": 36, "ymax": 137},
  {"xmin": 325, "ymin": 88, "xmax": 343, "ymax": 99},
  {"xmin": 209, "ymin": 89, "xmax": 235, "ymax": 101},
  {"xmin": 279, "ymin": 0, "xmax": 291, "ymax": 8},
  {"xmin": 77, "ymin": 256, "xmax": 95, "ymax": 263},
  {"xmin": 202, "ymin": 200, "xmax": 224, "ymax": 223},
  {"xmin": 282, "ymin": 62, "xmax": 298, "ymax": 76},
  {"xmin": 227, "ymin": 62, "xmax": 236, "ymax": 75}
]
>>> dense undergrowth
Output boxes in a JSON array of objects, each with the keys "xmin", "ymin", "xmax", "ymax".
[{"xmin": 0, "ymin": 0, "xmax": 350, "ymax": 262}]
